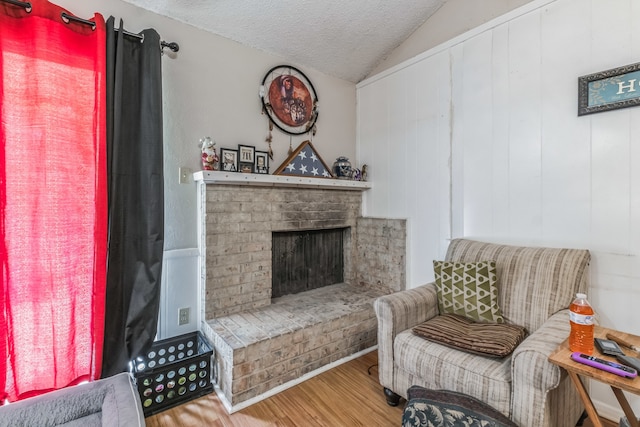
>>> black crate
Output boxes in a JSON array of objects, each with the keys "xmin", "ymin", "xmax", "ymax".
[{"xmin": 130, "ymin": 331, "xmax": 214, "ymax": 417}]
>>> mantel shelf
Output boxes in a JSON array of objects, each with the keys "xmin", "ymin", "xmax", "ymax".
[{"xmin": 193, "ymin": 171, "xmax": 371, "ymax": 191}]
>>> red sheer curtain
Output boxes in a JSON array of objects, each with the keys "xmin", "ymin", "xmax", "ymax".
[{"xmin": 0, "ymin": 0, "xmax": 107, "ymax": 402}]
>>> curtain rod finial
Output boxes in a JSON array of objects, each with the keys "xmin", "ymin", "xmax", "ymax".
[{"xmin": 162, "ymin": 41, "xmax": 179, "ymax": 53}]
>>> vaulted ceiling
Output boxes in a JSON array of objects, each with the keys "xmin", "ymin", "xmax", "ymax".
[{"xmin": 119, "ymin": 0, "xmax": 448, "ymax": 82}]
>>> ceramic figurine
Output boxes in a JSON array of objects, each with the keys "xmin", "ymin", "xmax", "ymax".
[
  {"xmin": 200, "ymin": 137, "xmax": 219, "ymax": 171},
  {"xmin": 361, "ymin": 164, "xmax": 368, "ymax": 182}
]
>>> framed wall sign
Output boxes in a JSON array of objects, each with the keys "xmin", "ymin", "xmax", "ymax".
[
  {"xmin": 260, "ymin": 65, "xmax": 319, "ymax": 135},
  {"xmin": 578, "ymin": 61, "xmax": 640, "ymax": 116}
]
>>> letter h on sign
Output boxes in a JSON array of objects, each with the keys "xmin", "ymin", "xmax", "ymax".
[{"xmin": 617, "ymin": 79, "xmax": 637, "ymax": 95}]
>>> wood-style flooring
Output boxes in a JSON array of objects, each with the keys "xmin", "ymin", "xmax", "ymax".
[{"xmin": 145, "ymin": 350, "xmax": 617, "ymax": 427}]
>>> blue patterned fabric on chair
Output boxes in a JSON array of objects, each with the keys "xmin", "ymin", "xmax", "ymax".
[{"xmin": 402, "ymin": 386, "xmax": 517, "ymax": 427}]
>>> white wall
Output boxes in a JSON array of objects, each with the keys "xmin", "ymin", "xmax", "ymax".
[
  {"xmin": 52, "ymin": 0, "xmax": 356, "ymax": 337},
  {"xmin": 358, "ymin": 0, "xmax": 640, "ymax": 418}
]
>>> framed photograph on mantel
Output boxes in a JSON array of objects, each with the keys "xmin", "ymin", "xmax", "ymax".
[
  {"xmin": 238, "ymin": 145, "xmax": 255, "ymax": 173},
  {"xmin": 221, "ymin": 148, "xmax": 238, "ymax": 172},
  {"xmin": 255, "ymin": 151, "xmax": 269, "ymax": 174},
  {"xmin": 578, "ymin": 61, "xmax": 640, "ymax": 116}
]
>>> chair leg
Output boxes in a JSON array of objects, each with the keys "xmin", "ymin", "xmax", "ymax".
[{"xmin": 383, "ymin": 387, "xmax": 401, "ymax": 406}]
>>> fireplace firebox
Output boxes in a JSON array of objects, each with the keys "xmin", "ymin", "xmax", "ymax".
[{"xmin": 271, "ymin": 228, "xmax": 348, "ymax": 298}]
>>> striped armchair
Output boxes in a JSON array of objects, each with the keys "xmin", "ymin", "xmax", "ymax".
[{"xmin": 374, "ymin": 239, "xmax": 591, "ymax": 427}]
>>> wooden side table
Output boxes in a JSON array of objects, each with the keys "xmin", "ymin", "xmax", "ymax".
[{"xmin": 549, "ymin": 326, "xmax": 640, "ymax": 427}]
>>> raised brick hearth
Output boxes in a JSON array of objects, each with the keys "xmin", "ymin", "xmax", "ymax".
[
  {"xmin": 202, "ymin": 282, "xmax": 387, "ymax": 409},
  {"xmin": 195, "ymin": 172, "xmax": 406, "ymax": 411}
]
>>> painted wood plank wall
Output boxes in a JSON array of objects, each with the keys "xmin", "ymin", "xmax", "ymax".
[{"xmin": 357, "ymin": 0, "xmax": 640, "ymax": 417}]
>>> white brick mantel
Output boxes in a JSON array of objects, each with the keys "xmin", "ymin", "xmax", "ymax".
[{"xmin": 193, "ymin": 170, "xmax": 371, "ymax": 191}]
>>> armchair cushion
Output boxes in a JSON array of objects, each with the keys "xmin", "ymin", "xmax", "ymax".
[
  {"xmin": 394, "ymin": 329, "xmax": 513, "ymax": 415},
  {"xmin": 412, "ymin": 313, "xmax": 527, "ymax": 358},
  {"xmin": 433, "ymin": 260, "xmax": 503, "ymax": 323}
]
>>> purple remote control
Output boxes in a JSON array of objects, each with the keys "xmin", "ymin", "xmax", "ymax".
[{"xmin": 571, "ymin": 352, "xmax": 638, "ymax": 378}]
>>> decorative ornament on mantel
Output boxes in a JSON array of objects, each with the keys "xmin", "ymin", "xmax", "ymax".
[
  {"xmin": 260, "ymin": 65, "xmax": 319, "ymax": 160},
  {"xmin": 332, "ymin": 157, "xmax": 352, "ymax": 180},
  {"xmin": 199, "ymin": 136, "xmax": 219, "ymax": 171}
]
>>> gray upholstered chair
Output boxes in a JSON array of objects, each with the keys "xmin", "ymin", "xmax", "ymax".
[{"xmin": 374, "ymin": 238, "xmax": 591, "ymax": 427}]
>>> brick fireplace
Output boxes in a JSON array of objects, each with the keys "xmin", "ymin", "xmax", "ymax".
[{"xmin": 194, "ymin": 171, "xmax": 406, "ymax": 412}]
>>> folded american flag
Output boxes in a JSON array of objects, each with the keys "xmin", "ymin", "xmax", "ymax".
[{"xmin": 274, "ymin": 140, "xmax": 334, "ymax": 178}]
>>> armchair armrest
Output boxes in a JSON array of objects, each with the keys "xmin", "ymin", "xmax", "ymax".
[
  {"xmin": 373, "ymin": 283, "xmax": 439, "ymax": 389},
  {"xmin": 510, "ymin": 310, "xmax": 571, "ymax": 427}
]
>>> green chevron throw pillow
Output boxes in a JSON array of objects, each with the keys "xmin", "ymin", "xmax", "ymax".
[{"xmin": 433, "ymin": 260, "xmax": 504, "ymax": 323}]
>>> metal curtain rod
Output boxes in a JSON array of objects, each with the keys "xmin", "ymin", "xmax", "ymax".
[
  {"xmin": 115, "ymin": 28, "xmax": 180, "ymax": 53},
  {"xmin": 61, "ymin": 12, "xmax": 96, "ymax": 29},
  {"xmin": 2, "ymin": 0, "xmax": 31, "ymax": 12},
  {"xmin": 0, "ymin": 0, "xmax": 180, "ymax": 53}
]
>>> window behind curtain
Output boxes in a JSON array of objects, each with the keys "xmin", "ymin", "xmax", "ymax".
[{"xmin": 0, "ymin": 0, "xmax": 107, "ymax": 402}]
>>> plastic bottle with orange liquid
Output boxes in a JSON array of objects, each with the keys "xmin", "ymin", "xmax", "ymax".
[{"xmin": 569, "ymin": 293, "xmax": 595, "ymax": 354}]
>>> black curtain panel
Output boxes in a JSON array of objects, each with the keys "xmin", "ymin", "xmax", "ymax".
[{"xmin": 102, "ymin": 17, "xmax": 164, "ymax": 378}]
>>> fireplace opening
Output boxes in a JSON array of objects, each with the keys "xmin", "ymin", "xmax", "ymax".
[{"xmin": 272, "ymin": 228, "xmax": 347, "ymax": 298}]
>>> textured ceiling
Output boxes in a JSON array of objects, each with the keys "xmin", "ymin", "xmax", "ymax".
[{"xmin": 119, "ymin": 0, "xmax": 447, "ymax": 82}]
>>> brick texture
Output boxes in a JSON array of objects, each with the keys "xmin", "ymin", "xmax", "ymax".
[{"xmin": 354, "ymin": 217, "xmax": 406, "ymax": 292}]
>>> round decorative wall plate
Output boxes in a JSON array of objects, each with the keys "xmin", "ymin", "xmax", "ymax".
[{"xmin": 260, "ymin": 65, "xmax": 318, "ymax": 135}]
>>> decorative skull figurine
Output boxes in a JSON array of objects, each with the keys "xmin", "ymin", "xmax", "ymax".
[{"xmin": 200, "ymin": 137, "xmax": 219, "ymax": 171}]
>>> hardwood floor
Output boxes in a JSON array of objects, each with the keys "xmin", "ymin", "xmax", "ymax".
[
  {"xmin": 145, "ymin": 350, "xmax": 618, "ymax": 427},
  {"xmin": 146, "ymin": 351, "xmax": 402, "ymax": 427}
]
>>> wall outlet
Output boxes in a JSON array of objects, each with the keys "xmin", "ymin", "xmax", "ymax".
[
  {"xmin": 178, "ymin": 167, "xmax": 192, "ymax": 184},
  {"xmin": 178, "ymin": 307, "xmax": 190, "ymax": 325}
]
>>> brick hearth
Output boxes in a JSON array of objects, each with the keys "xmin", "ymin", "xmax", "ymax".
[{"xmin": 202, "ymin": 282, "xmax": 389, "ymax": 409}]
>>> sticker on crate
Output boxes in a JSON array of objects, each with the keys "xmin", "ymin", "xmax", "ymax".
[{"xmin": 130, "ymin": 331, "xmax": 214, "ymax": 417}]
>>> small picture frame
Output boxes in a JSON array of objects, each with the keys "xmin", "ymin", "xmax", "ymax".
[
  {"xmin": 221, "ymin": 148, "xmax": 238, "ymax": 172},
  {"xmin": 255, "ymin": 151, "xmax": 269, "ymax": 174},
  {"xmin": 238, "ymin": 145, "xmax": 255, "ymax": 173},
  {"xmin": 238, "ymin": 145, "xmax": 255, "ymax": 163}
]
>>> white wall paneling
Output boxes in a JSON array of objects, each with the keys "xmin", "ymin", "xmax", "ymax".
[
  {"xmin": 489, "ymin": 23, "xmax": 511, "ymax": 240},
  {"xmin": 459, "ymin": 30, "xmax": 496, "ymax": 237},
  {"xmin": 539, "ymin": 0, "xmax": 591, "ymax": 246},
  {"xmin": 506, "ymin": 10, "xmax": 544, "ymax": 239},
  {"xmin": 357, "ymin": 0, "xmax": 640, "ymax": 417},
  {"xmin": 450, "ymin": 44, "xmax": 465, "ymax": 239},
  {"xmin": 158, "ymin": 248, "xmax": 200, "ymax": 339},
  {"xmin": 358, "ymin": 50, "xmax": 451, "ymax": 287}
]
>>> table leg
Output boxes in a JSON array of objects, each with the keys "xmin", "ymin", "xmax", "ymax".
[
  {"xmin": 611, "ymin": 387, "xmax": 639, "ymax": 427},
  {"xmin": 568, "ymin": 371, "xmax": 603, "ymax": 427}
]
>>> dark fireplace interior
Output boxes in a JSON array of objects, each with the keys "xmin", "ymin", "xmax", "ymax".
[{"xmin": 271, "ymin": 228, "xmax": 347, "ymax": 298}]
